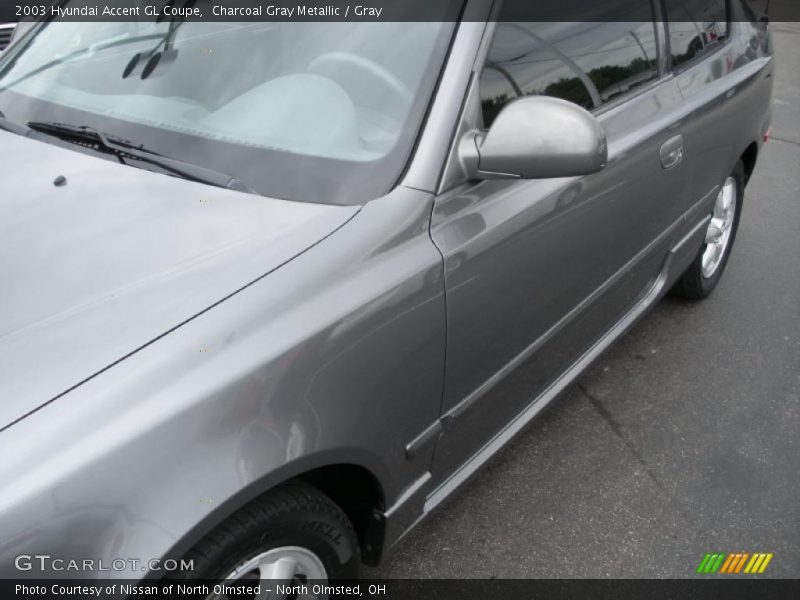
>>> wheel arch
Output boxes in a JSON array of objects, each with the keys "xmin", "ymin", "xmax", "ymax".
[
  {"xmin": 740, "ymin": 141, "xmax": 759, "ymax": 185},
  {"xmin": 153, "ymin": 454, "xmax": 388, "ymax": 579},
  {"xmin": 297, "ymin": 464, "xmax": 386, "ymax": 566}
]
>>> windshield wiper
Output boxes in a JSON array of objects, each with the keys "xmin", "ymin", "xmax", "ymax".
[
  {"xmin": 0, "ymin": 34, "xmax": 166, "ymax": 92},
  {"xmin": 26, "ymin": 121, "xmax": 254, "ymax": 193},
  {"xmin": 0, "ymin": 108, "xmax": 31, "ymax": 136}
]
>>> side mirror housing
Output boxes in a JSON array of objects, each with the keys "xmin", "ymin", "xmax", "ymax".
[{"xmin": 470, "ymin": 96, "xmax": 608, "ymax": 180}]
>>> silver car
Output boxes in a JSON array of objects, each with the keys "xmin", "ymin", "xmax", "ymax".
[{"xmin": 0, "ymin": 0, "xmax": 773, "ymax": 584}]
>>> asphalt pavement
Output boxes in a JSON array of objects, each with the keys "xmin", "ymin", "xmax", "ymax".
[{"xmin": 371, "ymin": 24, "xmax": 800, "ymax": 578}]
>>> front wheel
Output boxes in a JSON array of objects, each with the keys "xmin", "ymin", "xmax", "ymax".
[
  {"xmin": 671, "ymin": 161, "xmax": 744, "ymax": 300},
  {"xmin": 172, "ymin": 482, "xmax": 361, "ymax": 591}
]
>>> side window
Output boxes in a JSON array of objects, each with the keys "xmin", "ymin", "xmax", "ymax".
[
  {"xmin": 479, "ymin": 10, "xmax": 659, "ymax": 128},
  {"xmin": 664, "ymin": 0, "xmax": 729, "ymax": 69}
]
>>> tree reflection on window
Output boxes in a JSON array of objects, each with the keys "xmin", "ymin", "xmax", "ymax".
[{"xmin": 480, "ymin": 20, "xmax": 659, "ymax": 127}]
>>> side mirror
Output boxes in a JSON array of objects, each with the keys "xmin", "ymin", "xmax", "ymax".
[{"xmin": 469, "ymin": 96, "xmax": 608, "ymax": 180}]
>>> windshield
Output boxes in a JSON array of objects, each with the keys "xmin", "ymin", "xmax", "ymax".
[{"xmin": 0, "ymin": 16, "xmax": 454, "ymax": 204}]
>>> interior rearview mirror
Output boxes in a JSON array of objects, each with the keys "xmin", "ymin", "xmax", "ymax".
[{"xmin": 468, "ymin": 96, "xmax": 608, "ymax": 180}]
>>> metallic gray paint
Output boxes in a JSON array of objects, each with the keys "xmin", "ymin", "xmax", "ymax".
[
  {"xmin": 0, "ymin": 132, "xmax": 359, "ymax": 430},
  {"xmin": 0, "ymin": 9, "xmax": 773, "ymax": 578},
  {"xmin": 475, "ymin": 96, "xmax": 608, "ymax": 179},
  {"xmin": 0, "ymin": 186, "xmax": 445, "ymax": 577}
]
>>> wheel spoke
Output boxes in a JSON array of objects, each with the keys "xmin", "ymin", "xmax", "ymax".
[
  {"xmin": 703, "ymin": 240, "xmax": 720, "ymax": 275},
  {"xmin": 706, "ymin": 221, "xmax": 723, "ymax": 243},
  {"xmin": 261, "ymin": 557, "xmax": 299, "ymax": 580},
  {"xmin": 709, "ymin": 246, "xmax": 719, "ymax": 272},
  {"xmin": 256, "ymin": 558, "xmax": 298, "ymax": 600},
  {"xmin": 722, "ymin": 180, "xmax": 735, "ymax": 211}
]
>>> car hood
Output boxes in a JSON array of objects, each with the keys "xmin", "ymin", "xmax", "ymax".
[{"xmin": 0, "ymin": 131, "xmax": 360, "ymax": 429}]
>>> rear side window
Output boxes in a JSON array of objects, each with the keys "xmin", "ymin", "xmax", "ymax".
[
  {"xmin": 479, "ymin": 4, "xmax": 659, "ymax": 127},
  {"xmin": 664, "ymin": 0, "xmax": 729, "ymax": 69}
]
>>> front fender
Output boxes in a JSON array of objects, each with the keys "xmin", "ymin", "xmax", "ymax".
[{"xmin": 0, "ymin": 187, "xmax": 445, "ymax": 579}]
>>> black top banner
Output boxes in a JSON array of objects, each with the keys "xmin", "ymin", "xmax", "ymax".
[{"xmin": 1, "ymin": 0, "xmax": 797, "ymax": 23}]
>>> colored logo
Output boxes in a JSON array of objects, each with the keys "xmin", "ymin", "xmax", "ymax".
[{"xmin": 697, "ymin": 552, "xmax": 773, "ymax": 574}]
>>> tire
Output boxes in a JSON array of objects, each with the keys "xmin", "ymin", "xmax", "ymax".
[
  {"xmin": 172, "ymin": 482, "xmax": 360, "ymax": 582},
  {"xmin": 670, "ymin": 161, "xmax": 745, "ymax": 300}
]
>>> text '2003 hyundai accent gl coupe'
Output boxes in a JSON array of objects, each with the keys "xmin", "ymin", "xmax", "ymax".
[{"xmin": 0, "ymin": 0, "xmax": 772, "ymax": 584}]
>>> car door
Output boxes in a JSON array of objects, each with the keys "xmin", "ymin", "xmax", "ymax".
[
  {"xmin": 663, "ymin": 0, "xmax": 773, "ymax": 225},
  {"xmin": 427, "ymin": 9, "xmax": 693, "ymax": 493}
]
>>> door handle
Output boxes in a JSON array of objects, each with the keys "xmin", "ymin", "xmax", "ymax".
[{"xmin": 659, "ymin": 135, "xmax": 684, "ymax": 170}]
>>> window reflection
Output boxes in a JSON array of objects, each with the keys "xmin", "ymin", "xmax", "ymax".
[
  {"xmin": 480, "ymin": 17, "xmax": 659, "ymax": 127},
  {"xmin": 665, "ymin": 0, "xmax": 728, "ymax": 68}
]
